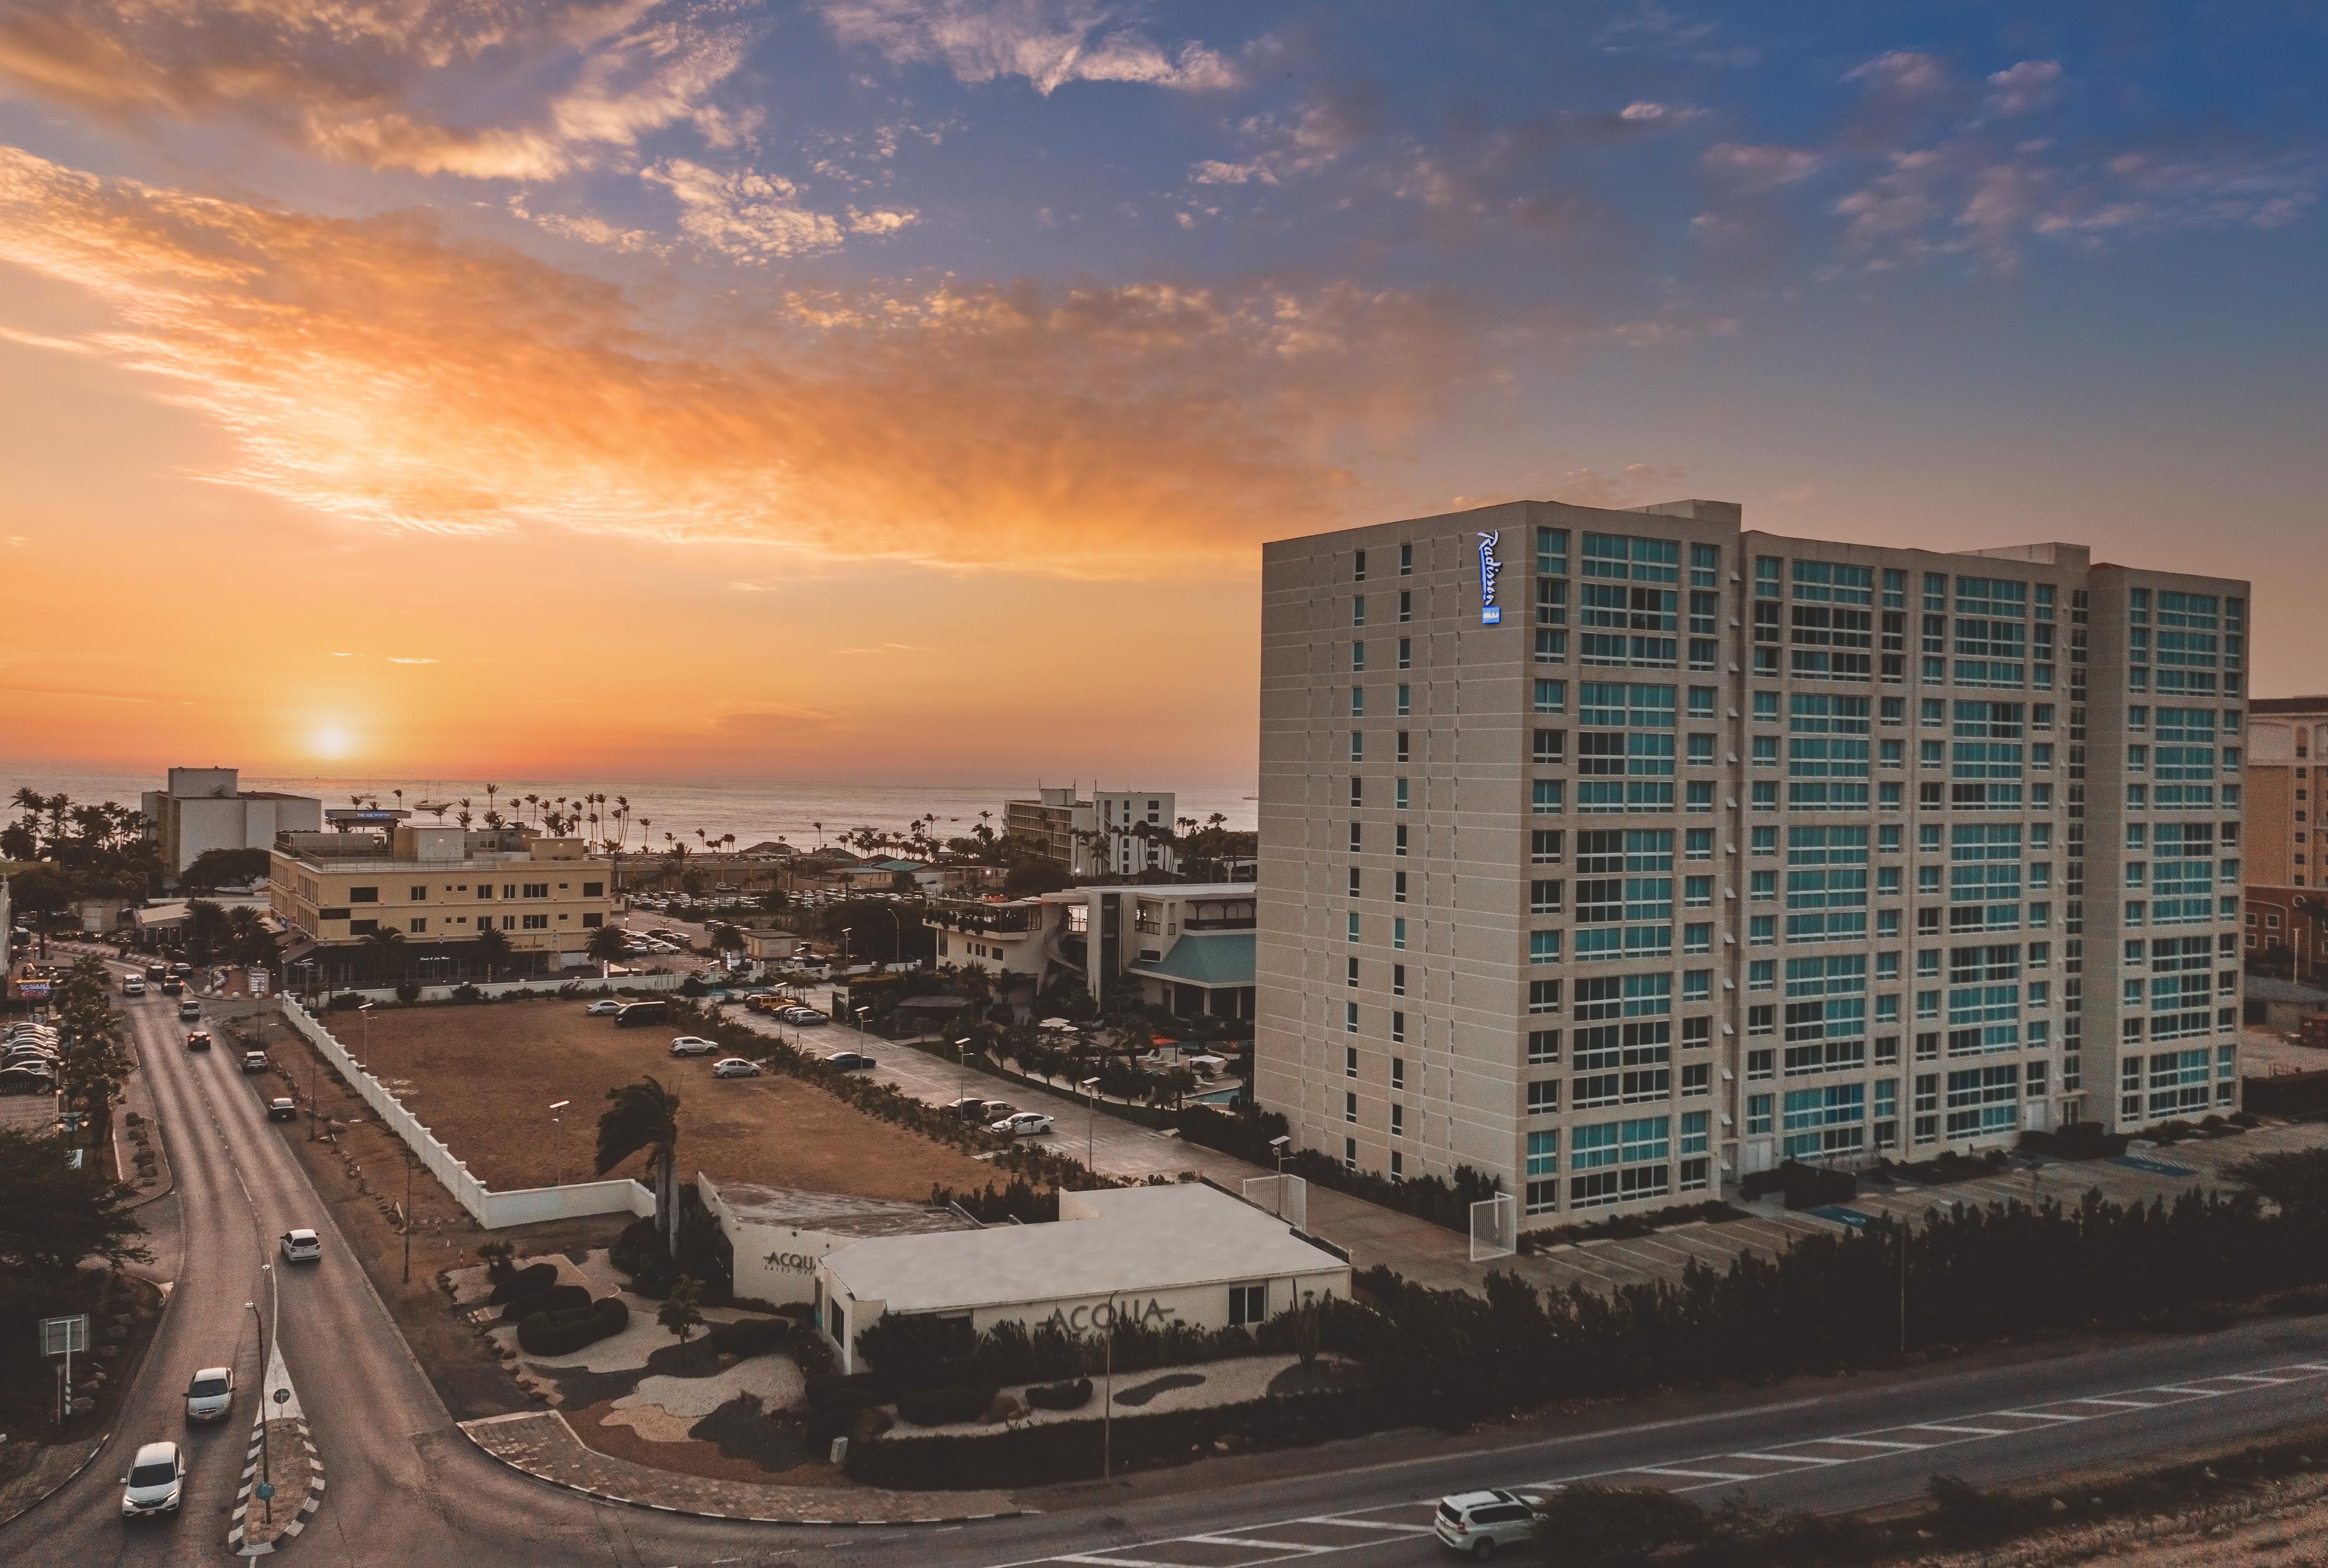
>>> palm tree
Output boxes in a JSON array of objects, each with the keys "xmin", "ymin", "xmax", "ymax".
[
  {"xmin": 597, "ymin": 1076, "xmax": 682, "ymax": 1257},
  {"xmin": 474, "ymin": 923, "xmax": 512, "ymax": 981},
  {"xmin": 812, "ymin": 820, "xmax": 825, "ymax": 851},
  {"xmin": 485, "ymin": 783, "xmax": 499, "ymax": 819},
  {"xmin": 361, "ymin": 926, "xmax": 408, "ymax": 982},
  {"xmin": 586, "ymin": 923, "xmax": 630, "ymax": 973}
]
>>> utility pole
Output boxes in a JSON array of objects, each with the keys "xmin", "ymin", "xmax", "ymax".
[
  {"xmin": 1080, "ymin": 1077, "xmax": 1100, "ymax": 1170},
  {"xmin": 550, "ymin": 1100, "xmax": 571, "ymax": 1187}
]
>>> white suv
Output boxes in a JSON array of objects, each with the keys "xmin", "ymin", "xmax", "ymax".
[
  {"xmin": 120, "ymin": 1440, "xmax": 185, "ymax": 1519},
  {"xmin": 1433, "ymin": 1490, "xmax": 1543, "ymax": 1558}
]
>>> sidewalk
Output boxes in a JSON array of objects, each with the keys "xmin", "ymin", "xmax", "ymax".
[{"xmin": 461, "ymin": 1410, "xmax": 1024, "ymax": 1524}]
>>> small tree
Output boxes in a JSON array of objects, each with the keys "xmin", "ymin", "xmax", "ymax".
[
  {"xmin": 1530, "ymin": 1486, "xmax": 1705, "ymax": 1565},
  {"xmin": 0, "ymin": 1126, "xmax": 151, "ymax": 1276},
  {"xmin": 474, "ymin": 923, "xmax": 513, "ymax": 981},
  {"xmin": 475, "ymin": 1240, "xmax": 516, "ymax": 1287},
  {"xmin": 658, "ymin": 1274, "xmax": 704, "ymax": 1344}
]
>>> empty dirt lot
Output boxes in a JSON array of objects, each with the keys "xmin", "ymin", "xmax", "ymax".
[{"xmin": 312, "ymin": 999, "xmax": 998, "ymax": 1200}]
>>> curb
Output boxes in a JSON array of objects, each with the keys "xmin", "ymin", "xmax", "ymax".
[
  {"xmin": 226, "ymin": 1416, "xmax": 325, "ymax": 1556},
  {"xmin": 455, "ymin": 1413, "xmax": 1027, "ymax": 1528},
  {"xmin": 0, "ymin": 1433, "xmax": 109, "ymax": 1533}
]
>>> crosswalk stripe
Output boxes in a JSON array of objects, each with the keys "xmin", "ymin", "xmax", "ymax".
[
  {"xmin": 1633, "ymin": 1466, "xmax": 1756, "ymax": 1482},
  {"xmin": 1185, "ymin": 1536, "xmax": 1333, "ymax": 1553},
  {"xmin": 1901, "ymin": 1424, "xmax": 2011, "ymax": 1436},
  {"xmin": 1810, "ymin": 1437, "xmax": 1927, "ymax": 1450},
  {"xmin": 1297, "ymin": 1519, "xmax": 1433, "ymax": 1533},
  {"xmin": 1733, "ymin": 1451, "xmax": 1842, "ymax": 1466}
]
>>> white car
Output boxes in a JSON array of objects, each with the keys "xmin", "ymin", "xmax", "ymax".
[
  {"xmin": 184, "ymin": 1366, "xmax": 235, "ymax": 1423},
  {"xmin": 782, "ymin": 1008, "xmax": 828, "ymax": 1026},
  {"xmin": 990, "ymin": 1111, "xmax": 1055, "ymax": 1137},
  {"xmin": 583, "ymin": 999, "xmax": 624, "ymax": 1016},
  {"xmin": 668, "ymin": 1036, "xmax": 719, "ymax": 1057},
  {"xmin": 279, "ymin": 1228, "xmax": 322, "ymax": 1264},
  {"xmin": 120, "ymin": 1440, "xmax": 185, "ymax": 1519},
  {"xmin": 711, "ymin": 1057, "xmax": 762, "ymax": 1078},
  {"xmin": 1433, "ymin": 1490, "xmax": 1544, "ymax": 1558}
]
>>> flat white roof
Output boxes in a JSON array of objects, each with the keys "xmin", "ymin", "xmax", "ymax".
[{"xmin": 820, "ymin": 1183, "xmax": 1343, "ymax": 1314}]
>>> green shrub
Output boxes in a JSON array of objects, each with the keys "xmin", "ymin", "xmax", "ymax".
[
  {"xmin": 487, "ymin": 1263, "xmax": 559, "ymax": 1304},
  {"xmin": 1024, "ymin": 1377, "xmax": 1092, "ymax": 1411},
  {"xmin": 516, "ymin": 1296, "xmax": 630, "ymax": 1356},
  {"xmin": 706, "ymin": 1316, "xmax": 786, "ymax": 1357},
  {"xmin": 894, "ymin": 1384, "xmax": 996, "ymax": 1427},
  {"xmin": 806, "ymin": 1371, "xmax": 879, "ymax": 1409},
  {"xmin": 1531, "ymin": 1486, "xmax": 1704, "ymax": 1564},
  {"xmin": 394, "ymin": 982, "xmax": 421, "ymax": 1003},
  {"xmin": 499, "ymin": 1282, "xmax": 589, "ymax": 1323}
]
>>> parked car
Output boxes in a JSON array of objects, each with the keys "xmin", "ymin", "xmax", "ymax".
[
  {"xmin": 0, "ymin": 1065, "xmax": 55, "ymax": 1095},
  {"xmin": 668, "ymin": 1036, "xmax": 718, "ymax": 1057},
  {"xmin": 824, "ymin": 1051, "xmax": 875, "ymax": 1071},
  {"xmin": 942, "ymin": 1096, "xmax": 989, "ymax": 1121},
  {"xmin": 119, "ymin": 1440, "xmax": 185, "ymax": 1520},
  {"xmin": 122, "ymin": 977, "xmax": 146, "ymax": 996},
  {"xmin": 266, "ymin": 1097, "xmax": 297, "ymax": 1121},
  {"xmin": 279, "ymin": 1229, "xmax": 321, "ymax": 1263},
  {"xmin": 613, "ymin": 1000, "xmax": 670, "ymax": 1027},
  {"xmin": 241, "ymin": 1050, "xmax": 269, "ymax": 1074},
  {"xmin": 177, "ymin": 1001, "xmax": 201, "ymax": 1022},
  {"xmin": 184, "ymin": 1367, "xmax": 235, "ymax": 1423},
  {"xmin": 710, "ymin": 1057, "xmax": 762, "ymax": 1078},
  {"xmin": 1433, "ymin": 1491, "xmax": 1544, "ymax": 1557},
  {"xmin": 989, "ymin": 1111, "xmax": 1054, "ymax": 1137},
  {"xmin": 582, "ymin": 999, "xmax": 624, "ymax": 1016},
  {"xmin": 184, "ymin": 1030, "xmax": 211, "ymax": 1051}
]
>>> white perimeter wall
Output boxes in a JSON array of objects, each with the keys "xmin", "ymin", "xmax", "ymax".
[{"xmin": 279, "ymin": 1000, "xmax": 654, "ymax": 1230}]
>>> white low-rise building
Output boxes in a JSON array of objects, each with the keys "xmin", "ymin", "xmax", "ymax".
[
  {"xmin": 812, "ymin": 1183, "xmax": 1349, "ymax": 1373},
  {"xmin": 700, "ymin": 1175, "xmax": 974, "ymax": 1307}
]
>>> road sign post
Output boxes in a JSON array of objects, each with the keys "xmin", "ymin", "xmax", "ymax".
[{"xmin": 39, "ymin": 1314, "xmax": 88, "ymax": 1427}]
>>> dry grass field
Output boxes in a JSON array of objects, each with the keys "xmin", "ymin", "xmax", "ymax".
[{"xmin": 331, "ymin": 1000, "xmax": 997, "ymax": 1200}]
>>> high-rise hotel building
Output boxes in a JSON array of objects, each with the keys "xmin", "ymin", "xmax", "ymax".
[{"xmin": 1256, "ymin": 498, "xmax": 2250, "ymax": 1220}]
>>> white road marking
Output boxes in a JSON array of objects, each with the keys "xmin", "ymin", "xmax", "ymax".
[
  {"xmin": 1734, "ymin": 1451, "xmax": 1844, "ymax": 1466},
  {"xmin": 1633, "ymin": 1466, "xmax": 1758, "ymax": 1482},
  {"xmin": 1804, "ymin": 1437, "xmax": 1925, "ymax": 1450},
  {"xmin": 1296, "ymin": 1519, "xmax": 1431, "ymax": 1533}
]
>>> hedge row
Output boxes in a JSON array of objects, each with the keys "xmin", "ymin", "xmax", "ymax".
[
  {"xmin": 499, "ymin": 1283, "xmax": 590, "ymax": 1323},
  {"xmin": 854, "ymin": 1306, "xmax": 1309, "ymax": 1394},
  {"xmin": 516, "ymin": 1296, "xmax": 629, "ymax": 1356}
]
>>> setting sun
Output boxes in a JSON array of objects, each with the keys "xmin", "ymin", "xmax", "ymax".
[{"xmin": 312, "ymin": 724, "xmax": 354, "ymax": 761}]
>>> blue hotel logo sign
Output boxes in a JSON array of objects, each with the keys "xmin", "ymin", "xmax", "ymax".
[{"xmin": 1477, "ymin": 530, "xmax": 1504, "ymax": 625}]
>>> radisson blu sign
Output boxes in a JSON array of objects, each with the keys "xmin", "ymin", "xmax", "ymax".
[{"xmin": 1477, "ymin": 530, "xmax": 1504, "ymax": 625}]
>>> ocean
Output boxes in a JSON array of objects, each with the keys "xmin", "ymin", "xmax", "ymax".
[{"xmin": 0, "ymin": 770, "xmax": 1260, "ymax": 848}]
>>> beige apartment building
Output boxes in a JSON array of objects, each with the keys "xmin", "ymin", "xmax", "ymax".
[
  {"xmin": 1004, "ymin": 787, "xmax": 1181, "ymax": 877},
  {"xmin": 2239, "ymin": 697, "xmax": 2328, "ymax": 977},
  {"xmin": 1257, "ymin": 498, "xmax": 2250, "ymax": 1221},
  {"xmin": 270, "ymin": 823, "xmax": 614, "ymax": 979}
]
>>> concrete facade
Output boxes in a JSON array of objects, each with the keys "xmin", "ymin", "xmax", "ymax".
[
  {"xmin": 928, "ymin": 883, "xmax": 1256, "ymax": 1017},
  {"xmin": 142, "ymin": 767, "xmax": 322, "ymax": 877},
  {"xmin": 269, "ymin": 823, "xmax": 615, "ymax": 972},
  {"xmin": 1256, "ymin": 498, "xmax": 2249, "ymax": 1222},
  {"xmin": 1004, "ymin": 787, "xmax": 1182, "ymax": 878},
  {"xmin": 698, "ymin": 1175, "xmax": 973, "ymax": 1309}
]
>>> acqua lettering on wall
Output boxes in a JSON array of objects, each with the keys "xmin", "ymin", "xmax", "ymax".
[{"xmin": 1040, "ymin": 1297, "xmax": 1181, "ymax": 1334}]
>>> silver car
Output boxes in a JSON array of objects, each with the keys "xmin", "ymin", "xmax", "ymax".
[
  {"xmin": 1433, "ymin": 1490, "xmax": 1544, "ymax": 1558},
  {"xmin": 184, "ymin": 1366, "xmax": 235, "ymax": 1423}
]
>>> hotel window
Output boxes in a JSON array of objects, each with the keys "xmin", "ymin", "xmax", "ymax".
[
  {"xmin": 1398, "ymin": 591, "xmax": 1412, "ymax": 622},
  {"xmin": 1531, "ymin": 879, "xmax": 1564, "ymax": 914},
  {"xmin": 1391, "ymin": 963, "xmax": 1407, "ymax": 996},
  {"xmin": 1351, "ymin": 685, "xmax": 1366, "ymax": 717},
  {"xmin": 1391, "ymin": 1056, "xmax": 1406, "ymax": 1089},
  {"xmin": 581, "ymin": 881, "xmax": 604, "ymax": 898},
  {"xmin": 1349, "ymin": 776, "xmax": 1363, "ymax": 807},
  {"xmin": 349, "ymin": 887, "xmax": 379, "ymax": 903},
  {"xmin": 1397, "ymin": 731, "xmax": 1411, "ymax": 763},
  {"xmin": 1396, "ymin": 684, "xmax": 1411, "ymax": 716},
  {"xmin": 1228, "ymin": 1284, "xmax": 1267, "ymax": 1326},
  {"xmin": 1529, "ymin": 979, "xmax": 1562, "ymax": 1014},
  {"xmin": 1528, "ymin": 1030, "xmax": 1561, "ymax": 1063},
  {"xmin": 1530, "ymin": 931, "xmax": 1562, "ymax": 964},
  {"xmin": 348, "ymin": 919, "xmax": 379, "ymax": 936},
  {"xmin": 408, "ymin": 885, "xmax": 428, "ymax": 901},
  {"xmin": 1348, "ymin": 821, "xmax": 1362, "ymax": 852},
  {"xmin": 1394, "ymin": 871, "xmax": 1408, "ymax": 903},
  {"xmin": 1532, "ymin": 830, "xmax": 1564, "ymax": 864},
  {"xmin": 1345, "ymin": 1092, "xmax": 1358, "ymax": 1123},
  {"xmin": 1397, "ymin": 637, "xmax": 1412, "ymax": 669},
  {"xmin": 1346, "ymin": 912, "xmax": 1361, "ymax": 943},
  {"xmin": 1396, "ymin": 777, "xmax": 1411, "ymax": 810},
  {"xmin": 1390, "ymin": 1103, "xmax": 1405, "ymax": 1137},
  {"xmin": 1535, "ymin": 679, "xmax": 1568, "ymax": 713},
  {"xmin": 521, "ymin": 914, "xmax": 548, "ymax": 930},
  {"xmin": 1353, "ymin": 550, "xmax": 1366, "ymax": 581},
  {"xmin": 1344, "ymin": 1138, "xmax": 1357, "ymax": 1171},
  {"xmin": 1344, "ymin": 1003, "xmax": 1358, "ymax": 1035},
  {"xmin": 1526, "ymin": 1130, "xmax": 1560, "ymax": 1216},
  {"xmin": 1392, "ymin": 917, "xmax": 1407, "ymax": 950},
  {"xmin": 1351, "ymin": 641, "xmax": 1366, "ymax": 672},
  {"xmin": 1353, "ymin": 595, "xmax": 1366, "ymax": 627},
  {"xmin": 1345, "ymin": 1047, "xmax": 1358, "ymax": 1077},
  {"xmin": 1527, "ymin": 1080, "xmax": 1560, "ymax": 1116},
  {"xmin": 408, "ymin": 918, "xmax": 427, "ymax": 933},
  {"xmin": 1400, "ymin": 542, "xmax": 1413, "ymax": 575},
  {"xmin": 1350, "ymin": 731, "xmax": 1364, "ymax": 763},
  {"xmin": 1395, "ymin": 824, "xmax": 1408, "ymax": 855}
]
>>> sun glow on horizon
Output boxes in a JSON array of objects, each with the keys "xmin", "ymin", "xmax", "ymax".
[{"xmin": 312, "ymin": 724, "xmax": 354, "ymax": 761}]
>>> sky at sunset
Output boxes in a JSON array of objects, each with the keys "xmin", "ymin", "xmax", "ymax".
[{"xmin": 2, "ymin": 2, "xmax": 2324, "ymax": 786}]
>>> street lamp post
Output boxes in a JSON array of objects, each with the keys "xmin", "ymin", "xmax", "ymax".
[
  {"xmin": 402, "ymin": 1143, "xmax": 416, "ymax": 1283},
  {"xmin": 549, "ymin": 1100, "xmax": 571, "ymax": 1187},
  {"xmin": 1079, "ymin": 1077, "xmax": 1101, "ymax": 1171},
  {"xmin": 953, "ymin": 1037, "xmax": 972, "ymax": 1106}
]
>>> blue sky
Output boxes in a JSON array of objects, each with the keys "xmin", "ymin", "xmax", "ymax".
[{"xmin": 0, "ymin": 1, "xmax": 2322, "ymax": 779}]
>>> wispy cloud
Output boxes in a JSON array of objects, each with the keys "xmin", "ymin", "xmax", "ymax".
[
  {"xmin": 0, "ymin": 146, "xmax": 1485, "ymax": 577},
  {"xmin": 0, "ymin": 0, "xmax": 758, "ymax": 179},
  {"xmin": 818, "ymin": 0, "xmax": 1239, "ymax": 95},
  {"xmin": 388, "ymin": 657, "xmax": 439, "ymax": 664}
]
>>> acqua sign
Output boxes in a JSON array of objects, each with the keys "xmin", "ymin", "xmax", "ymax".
[
  {"xmin": 1040, "ymin": 1297, "xmax": 1182, "ymax": 1334},
  {"xmin": 1477, "ymin": 530, "xmax": 1504, "ymax": 625}
]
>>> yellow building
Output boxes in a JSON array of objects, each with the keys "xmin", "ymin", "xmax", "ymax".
[{"xmin": 270, "ymin": 823, "xmax": 614, "ymax": 980}]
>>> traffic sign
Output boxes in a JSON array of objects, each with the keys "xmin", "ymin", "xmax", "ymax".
[
  {"xmin": 37, "ymin": 1315, "xmax": 88, "ymax": 1357},
  {"xmin": 272, "ymin": 1387, "xmax": 290, "ymax": 1405},
  {"xmin": 254, "ymin": 1482, "xmax": 275, "ymax": 1502}
]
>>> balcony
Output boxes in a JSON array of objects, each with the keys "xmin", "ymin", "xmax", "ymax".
[{"xmin": 930, "ymin": 900, "xmax": 1044, "ymax": 936}]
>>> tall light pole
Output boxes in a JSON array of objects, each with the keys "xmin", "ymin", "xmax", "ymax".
[
  {"xmin": 953, "ymin": 1037, "xmax": 972, "ymax": 1106},
  {"xmin": 1079, "ymin": 1077, "xmax": 1101, "ymax": 1171},
  {"xmin": 549, "ymin": 1100, "xmax": 571, "ymax": 1187},
  {"xmin": 401, "ymin": 1143, "xmax": 416, "ymax": 1284}
]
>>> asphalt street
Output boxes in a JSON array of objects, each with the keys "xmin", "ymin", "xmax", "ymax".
[{"xmin": 16, "ymin": 958, "xmax": 2328, "ymax": 1566}]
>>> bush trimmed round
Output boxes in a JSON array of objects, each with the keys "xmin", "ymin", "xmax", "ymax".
[
  {"xmin": 517, "ymin": 1296, "xmax": 630, "ymax": 1356},
  {"xmin": 499, "ymin": 1283, "xmax": 590, "ymax": 1324}
]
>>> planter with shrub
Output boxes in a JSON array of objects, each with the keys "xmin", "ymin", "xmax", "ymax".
[
  {"xmin": 516, "ymin": 1296, "xmax": 630, "ymax": 1356},
  {"xmin": 1024, "ymin": 1377, "xmax": 1093, "ymax": 1411}
]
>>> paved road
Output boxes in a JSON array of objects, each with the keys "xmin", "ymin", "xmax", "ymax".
[{"xmin": 19, "ymin": 957, "xmax": 2328, "ymax": 1564}]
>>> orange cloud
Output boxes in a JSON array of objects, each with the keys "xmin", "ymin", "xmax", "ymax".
[{"xmin": 0, "ymin": 145, "xmax": 1478, "ymax": 574}]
